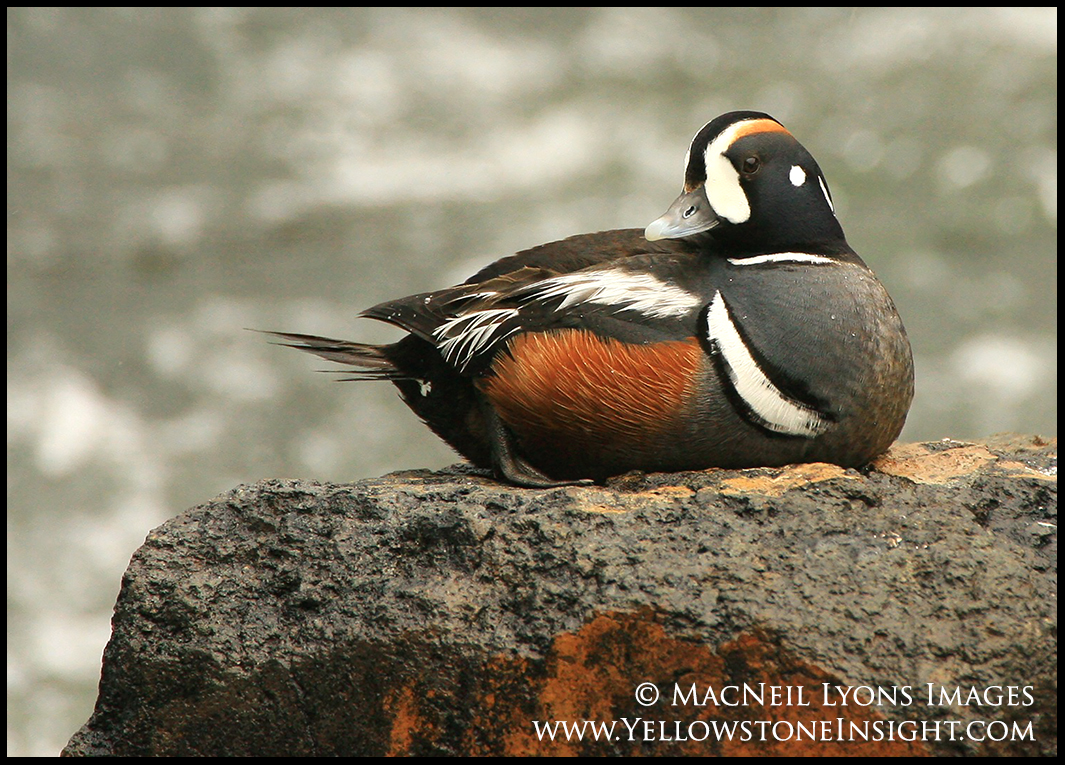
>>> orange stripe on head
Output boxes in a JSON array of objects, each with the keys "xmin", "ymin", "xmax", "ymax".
[
  {"xmin": 481, "ymin": 330, "xmax": 702, "ymax": 451},
  {"xmin": 684, "ymin": 116, "xmax": 797, "ymax": 221},
  {"xmin": 727, "ymin": 117, "xmax": 792, "ymax": 143},
  {"xmin": 684, "ymin": 118, "xmax": 793, "ymax": 192}
]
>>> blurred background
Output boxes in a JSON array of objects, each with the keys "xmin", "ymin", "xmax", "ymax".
[{"xmin": 7, "ymin": 7, "xmax": 1056, "ymax": 755}]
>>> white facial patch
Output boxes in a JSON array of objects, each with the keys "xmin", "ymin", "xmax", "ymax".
[
  {"xmin": 702, "ymin": 130, "xmax": 751, "ymax": 224},
  {"xmin": 695, "ymin": 117, "xmax": 796, "ymax": 225},
  {"xmin": 706, "ymin": 290, "xmax": 829, "ymax": 437},
  {"xmin": 790, "ymin": 165, "xmax": 806, "ymax": 187},
  {"xmin": 531, "ymin": 269, "xmax": 701, "ymax": 319}
]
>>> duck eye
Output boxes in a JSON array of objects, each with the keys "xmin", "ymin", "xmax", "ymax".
[{"xmin": 742, "ymin": 155, "xmax": 761, "ymax": 176}]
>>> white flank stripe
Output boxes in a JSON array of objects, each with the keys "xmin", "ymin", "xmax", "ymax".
[
  {"xmin": 432, "ymin": 271, "xmax": 700, "ymax": 370},
  {"xmin": 727, "ymin": 252, "xmax": 836, "ymax": 266},
  {"xmin": 706, "ymin": 291, "xmax": 828, "ymax": 437},
  {"xmin": 532, "ymin": 269, "xmax": 700, "ymax": 319},
  {"xmin": 434, "ymin": 308, "xmax": 520, "ymax": 370}
]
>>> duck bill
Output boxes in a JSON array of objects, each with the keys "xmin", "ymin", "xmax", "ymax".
[{"xmin": 644, "ymin": 185, "xmax": 720, "ymax": 241}]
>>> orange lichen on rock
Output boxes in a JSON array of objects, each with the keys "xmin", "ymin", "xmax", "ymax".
[
  {"xmin": 720, "ymin": 462, "xmax": 854, "ymax": 497},
  {"xmin": 385, "ymin": 611, "xmax": 929, "ymax": 756}
]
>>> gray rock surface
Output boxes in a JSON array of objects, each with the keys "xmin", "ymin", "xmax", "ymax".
[{"xmin": 64, "ymin": 435, "xmax": 1056, "ymax": 756}]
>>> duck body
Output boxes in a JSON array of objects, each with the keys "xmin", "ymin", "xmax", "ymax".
[{"xmin": 271, "ymin": 112, "xmax": 914, "ymax": 486}]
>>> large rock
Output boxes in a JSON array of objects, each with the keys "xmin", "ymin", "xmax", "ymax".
[{"xmin": 64, "ymin": 435, "xmax": 1056, "ymax": 756}]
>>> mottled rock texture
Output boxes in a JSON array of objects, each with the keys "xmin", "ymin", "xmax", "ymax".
[{"xmin": 64, "ymin": 435, "xmax": 1056, "ymax": 756}]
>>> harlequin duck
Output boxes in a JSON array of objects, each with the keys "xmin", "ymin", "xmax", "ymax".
[{"xmin": 268, "ymin": 111, "xmax": 914, "ymax": 487}]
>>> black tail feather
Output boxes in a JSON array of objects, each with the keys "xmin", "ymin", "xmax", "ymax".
[
  {"xmin": 253, "ymin": 330, "xmax": 412, "ymax": 380},
  {"xmin": 255, "ymin": 328, "xmax": 492, "ymax": 469}
]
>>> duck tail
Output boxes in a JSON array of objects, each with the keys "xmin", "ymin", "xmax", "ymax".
[{"xmin": 254, "ymin": 330, "xmax": 410, "ymax": 381}]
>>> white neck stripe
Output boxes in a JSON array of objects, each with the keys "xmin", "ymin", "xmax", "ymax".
[
  {"xmin": 818, "ymin": 175, "xmax": 835, "ymax": 213},
  {"xmin": 727, "ymin": 253, "xmax": 836, "ymax": 266}
]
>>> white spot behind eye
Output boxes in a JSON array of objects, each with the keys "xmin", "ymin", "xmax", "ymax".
[{"xmin": 790, "ymin": 165, "xmax": 806, "ymax": 187}]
